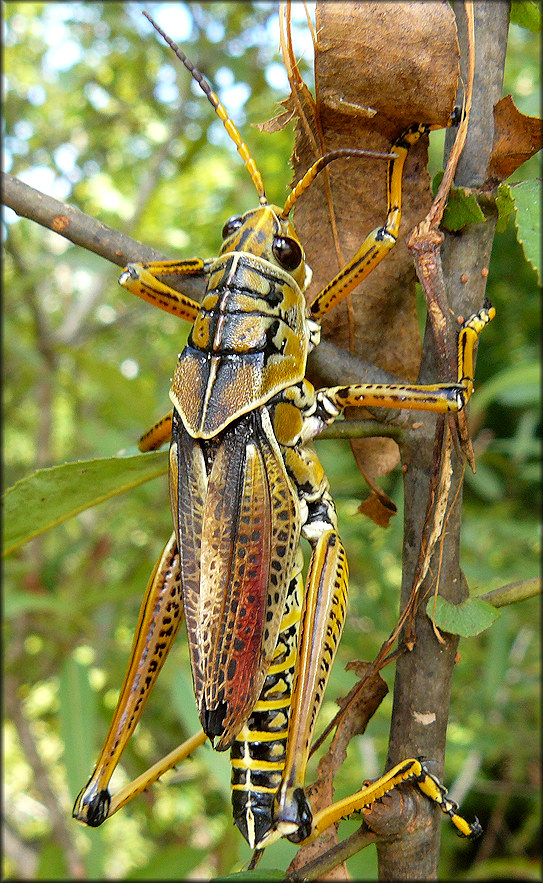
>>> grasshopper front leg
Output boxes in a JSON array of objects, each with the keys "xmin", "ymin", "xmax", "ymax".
[{"xmin": 118, "ymin": 257, "xmax": 213, "ymax": 321}]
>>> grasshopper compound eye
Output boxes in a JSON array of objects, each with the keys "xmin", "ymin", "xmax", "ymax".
[
  {"xmin": 272, "ymin": 235, "xmax": 302, "ymax": 270},
  {"xmin": 222, "ymin": 216, "xmax": 243, "ymax": 239}
]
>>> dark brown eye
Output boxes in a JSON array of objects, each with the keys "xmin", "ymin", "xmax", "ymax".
[
  {"xmin": 272, "ymin": 235, "xmax": 302, "ymax": 270},
  {"xmin": 222, "ymin": 215, "xmax": 243, "ymax": 239}
]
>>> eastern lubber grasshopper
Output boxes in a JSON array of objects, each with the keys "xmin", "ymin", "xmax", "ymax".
[{"xmin": 73, "ymin": 11, "xmax": 491, "ymax": 854}]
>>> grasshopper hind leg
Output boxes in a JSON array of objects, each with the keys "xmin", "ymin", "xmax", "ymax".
[
  {"xmin": 73, "ymin": 534, "xmax": 183, "ymax": 826},
  {"xmin": 73, "ymin": 783, "xmax": 111, "ymax": 828}
]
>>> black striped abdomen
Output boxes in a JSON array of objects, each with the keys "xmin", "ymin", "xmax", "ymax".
[{"xmin": 230, "ymin": 551, "xmax": 303, "ymax": 848}]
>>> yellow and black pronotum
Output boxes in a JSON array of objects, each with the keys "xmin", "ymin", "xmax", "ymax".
[{"xmin": 73, "ymin": 11, "xmax": 490, "ymax": 849}]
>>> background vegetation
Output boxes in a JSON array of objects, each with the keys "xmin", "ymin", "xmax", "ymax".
[{"xmin": 3, "ymin": 2, "xmax": 540, "ymax": 879}]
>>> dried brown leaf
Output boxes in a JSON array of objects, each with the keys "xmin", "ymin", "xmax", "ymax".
[
  {"xmin": 350, "ymin": 434, "xmax": 400, "ymax": 480},
  {"xmin": 298, "ymin": 2, "xmax": 459, "ymax": 365},
  {"xmin": 288, "ymin": 2, "xmax": 459, "ymax": 484},
  {"xmin": 258, "ymin": 105, "xmax": 295, "ymax": 134},
  {"xmin": 349, "ymin": 434, "xmax": 399, "ymax": 526},
  {"xmin": 488, "ymin": 94, "xmax": 542, "ymax": 182},
  {"xmin": 358, "ymin": 487, "xmax": 397, "ymax": 528}
]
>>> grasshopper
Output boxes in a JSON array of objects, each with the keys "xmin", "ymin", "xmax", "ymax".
[{"xmin": 73, "ymin": 11, "xmax": 489, "ymax": 851}]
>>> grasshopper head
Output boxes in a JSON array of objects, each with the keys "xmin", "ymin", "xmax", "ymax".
[{"xmin": 219, "ymin": 205, "xmax": 311, "ymax": 292}]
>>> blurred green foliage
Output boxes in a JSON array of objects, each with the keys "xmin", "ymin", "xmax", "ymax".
[{"xmin": 3, "ymin": 3, "xmax": 540, "ymax": 879}]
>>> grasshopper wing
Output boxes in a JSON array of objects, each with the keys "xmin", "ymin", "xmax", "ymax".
[{"xmin": 171, "ymin": 408, "xmax": 300, "ymax": 749}]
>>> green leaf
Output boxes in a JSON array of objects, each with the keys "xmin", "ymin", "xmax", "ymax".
[
  {"xmin": 2, "ymin": 451, "xmax": 168, "ymax": 556},
  {"xmin": 495, "ymin": 182, "xmax": 516, "ymax": 231},
  {"xmin": 432, "ymin": 169, "xmax": 445, "ymax": 194},
  {"xmin": 426, "ymin": 596, "xmax": 500, "ymax": 637},
  {"xmin": 510, "ymin": 0, "xmax": 542, "ymax": 32},
  {"xmin": 170, "ymin": 669, "xmax": 204, "ymax": 741},
  {"xmin": 169, "ymin": 669, "xmax": 233, "ymax": 800},
  {"xmin": 478, "ymin": 577, "xmax": 540, "ymax": 608},
  {"xmin": 59, "ymin": 656, "xmax": 106, "ymax": 879},
  {"xmin": 442, "ymin": 187, "xmax": 486, "ymax": 230},
  {"xmin": 432, "ymin": 171, "xmax": 486, "ymax": 230},
  {"xmin": 512, "ymin": 179, "xmax": 541, "ymax": 281},
  {"xmin": 59, "ymin": 656, "xmax": 98, "ymax": 797}
]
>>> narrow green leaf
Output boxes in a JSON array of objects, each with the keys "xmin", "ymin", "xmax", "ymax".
[
  {"xmin": 484, "ymin": 614, "xmax": 509, "ymax": 705},
  {"xmin": 58, "ymin": 656, "xmax": 106, "ymax": 878},
  {"xmin": 510, "ymin": 0, "xmax": 542, "ymax": 32},
  {"xmin": 512, "ymin": 179, "xmax": 541, "ymax": 281},
  {"xmin": 168, "ymin": 668, "xmax": 236, "ymax": 800},
  {"xmin": 478, "ymin": 576, "xmax": 540, "ymax": 608},
  {"xmin": 427, "ymin": 596, "xmax": 500, "ymax": 637},
  {"xmin": 170, "ymin": 668, "xmax": 203, "ymax": 739},
  {"xmin": 2, "ymin": 451, "xmax": 168, "ymax": 555},
  {"xmin": 59, "ymin": 656, "xmax": 97, "ymax": 796}
]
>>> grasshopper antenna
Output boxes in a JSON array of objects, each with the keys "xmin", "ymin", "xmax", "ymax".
[
  {"xmin": 281, "ymin": 148, "xmax": 396, "ymax": 218},
  {"xmin": 143, "ymin": 10, "xmax": 267, "ymax": 204}
]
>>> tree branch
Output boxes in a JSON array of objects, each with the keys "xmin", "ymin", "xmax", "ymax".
[
  {"xmin": 1, "ymin": 172, "xmax": 206, "ymax": 301},
  {"xmin": 377, "ymin": 4, "xmax": 511, "ymax": 879}
]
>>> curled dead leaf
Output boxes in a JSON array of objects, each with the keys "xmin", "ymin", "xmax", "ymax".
[
  {"xmin": 488, "ymin": 95, "xmax": 542, "ymax": 182},
  {"xmin": 358, "ymin": 489, "xmax": 398, "ymax": 529}
]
